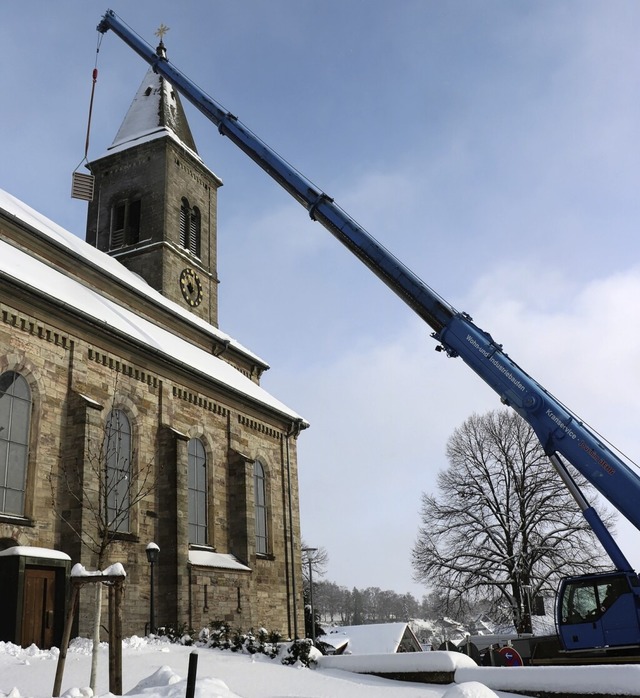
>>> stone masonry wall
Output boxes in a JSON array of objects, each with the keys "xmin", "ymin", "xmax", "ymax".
[{"xmin": 0, "ymin": 293, "xmax": 304, "ymax": 643}]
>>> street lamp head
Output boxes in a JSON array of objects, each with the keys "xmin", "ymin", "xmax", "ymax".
[{"xmin": 146, "ymin": 542, "xmax": 160, "ymax": 564}]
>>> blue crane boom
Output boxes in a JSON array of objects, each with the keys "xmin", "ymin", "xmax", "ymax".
[{"xmin": 98, "ymin": 9, "xmax": 640, "ymax": 653}]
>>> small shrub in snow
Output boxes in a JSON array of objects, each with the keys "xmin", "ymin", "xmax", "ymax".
[
  {"xmin": 154, "ymin": 623, "xmax": 195, "ymax": 646},
  {"xmin": 162, "ymin": 620, "xmax": 316, "ymax": 667},
  {"xmin": 281, "ymin": 638, "xmax": 312, "ymax": 666}
]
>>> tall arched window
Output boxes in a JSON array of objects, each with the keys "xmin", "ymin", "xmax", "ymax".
[
  {"xmin": 188, "ymin": 438, "xmax": 208, "ymax": 545},
  {"xmin": 254, "ymin": 460, "xmax": 268, "ymax": 555},
  {"xmin": 179, "ymin": 198, "xmax": 201, "ymax": 257},
  {"xmin": 0, "ymin": 372, "xmax": 31, "ymax": 516},
  {"xmin": 104, "ymin": 409, "xmax": 132, "ymax": 532}
]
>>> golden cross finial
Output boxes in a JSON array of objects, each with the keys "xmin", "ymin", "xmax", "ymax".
[{"xmin": 155, "ymin": 24, "xmax": 170, "ymax": 42}]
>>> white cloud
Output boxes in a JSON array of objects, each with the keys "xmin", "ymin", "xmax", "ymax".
[{"xmin": 290, "ymin": 261, "xmax": 640, "ymax": 594}]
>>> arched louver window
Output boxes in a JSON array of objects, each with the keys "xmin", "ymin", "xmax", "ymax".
[
  {"xmin": 179, "ymin": 198, "xmax": 201, "ymax": 257},
  {"xmin": 254, "ymin": 460, "xmax": 268, "ymax": 555},
  {"xmin": 0, "ymin": 372, "xmax": 31, "ymax": 516},
  {"xmin": 188, "ymin": 438, "xmax": 208, "ymax": 545},
  {"xmin": 180, "ymin": 198, "xmax": 189, "ymax": 249},
  {"xmin": 190, "ymin": 206, "xmax": 201, "ymax": 257},
  {"xmin": 104, "ymin": 409, "xmax": 132, "ymax": 532},
  {"xmin": 110, "ymin": 199, "xmax": 141, "ymax": 249}
]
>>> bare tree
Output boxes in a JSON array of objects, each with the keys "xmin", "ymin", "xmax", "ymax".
[
  {"xmin": 301, "ymin": 542, "xmax": 329, "ymax": 585},
  {"xmin": 54, "ymin": 407, "xmax": 158, "ymax": 568},
  {"xmin": 412, "ymin": 409, "xmax": 615, "ymax": 633},
  {"xmin": 301, "ymin": 542, "xmax": 329, "ymax": 639},
  {"xmin": 52, "ymin": 395, "xmax": 159, "ymax": 689}
]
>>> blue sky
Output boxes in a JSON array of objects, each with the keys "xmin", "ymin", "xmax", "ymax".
[{"xmin": 3, "ymin": 1, "xmax": 640, "ymax": 598}]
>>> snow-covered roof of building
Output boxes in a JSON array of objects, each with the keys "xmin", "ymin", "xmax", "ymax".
[
  {"xmin": 0, "ymin": 546, "xmax": 71, "ymax": 561},
  {"xmin": 188, "ymin": 550, "xmax": 251, "ymax": 572},
  {"xmin": 325, "ymin": 622, "xmax": 421, "ymax": 655},
  {"xmin": 0, "ymin": 190, "xmax": 306, "ymax": 424},
  {"xmin": 0, "ymin": 189, "xmax": 262, "ymax": 366}
]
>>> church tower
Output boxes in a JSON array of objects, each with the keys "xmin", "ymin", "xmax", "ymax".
[{"xmin": 85, "ymin": 40, "xmax": 222, "ymax": 326}]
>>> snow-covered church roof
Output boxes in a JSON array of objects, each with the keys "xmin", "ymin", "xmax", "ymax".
[{"xmin": 0, "ymin": 189, "xmax": 306, "ymax": 425}]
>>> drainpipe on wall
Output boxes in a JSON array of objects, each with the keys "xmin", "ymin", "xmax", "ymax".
[
  {"xmin": 285, "ymin": 419, "xmax": 304, "ymax": 639},
  {"xmin": 188, "ymin": 564, "xmax": 193, "ymax": 631}
]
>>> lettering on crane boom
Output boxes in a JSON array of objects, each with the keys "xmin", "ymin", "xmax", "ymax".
[
  {"xmin": 578, "ymin": 441, "xmax": 616, "ymax": 476},
  {"xmin": 546, "ymin": 409, "xmax": 578, "ymax": 439},
  {"xmin": 466, "ymin": 334, "xmax": 526, "ymax": 393}
]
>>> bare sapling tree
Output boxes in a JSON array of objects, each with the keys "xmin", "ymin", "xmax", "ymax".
[
  {"xmin": 412, "ymin": 409, "xmax": 615, "ymax": 633},
  {"xmin": 52, "ymin": 396, "xmax": 159, "ymax": 689},
  {"xmin": 301, "ymin": 542, "xmax": 329, "ymax": 640},
  {"xmin": 301, "ymin": 542, "xmax": 329, "ymax": 585}
]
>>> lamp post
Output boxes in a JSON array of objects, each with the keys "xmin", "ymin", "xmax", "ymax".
[
  {"xmin": 302, "ymin": 547, "xmax": 317, "ymax": 644},
  {"xmin": 146, "ymin": 542, "xmax": 160, "ymax": 635}
]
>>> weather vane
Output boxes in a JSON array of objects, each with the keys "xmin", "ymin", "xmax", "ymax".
[{"xmin": 155, "ymin": 24, "xmax": 170, "ymax": 42}]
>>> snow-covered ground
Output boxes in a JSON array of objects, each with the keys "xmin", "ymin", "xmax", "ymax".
[
  {"xmin": 0, "ymin": 636, "xmax": 528, "ymax": 698},
  {"xmin": 2, "ymin": 636, "xmax": 640, "ymax": 698}
]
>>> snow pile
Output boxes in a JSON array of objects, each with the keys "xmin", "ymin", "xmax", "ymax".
[
  {"xmin": 125, "ymin": 665, "xmax": 239, "ymax": 698},
  {"xmin": 443, "ymin": 683, "xmax": 500, "ymax": 698},
  {"xmin": 71, "ymin": 563, "xmax": 126, "ymax": 577}
]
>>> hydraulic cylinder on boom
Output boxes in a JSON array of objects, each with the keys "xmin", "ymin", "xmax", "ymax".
[{"xmin": 97, "ymin": 8, "xmax": 640, "ymax": 656}]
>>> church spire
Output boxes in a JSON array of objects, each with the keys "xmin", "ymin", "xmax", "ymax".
[
  {"xmin": 85, "ymin": 30, "xmax": 222, "ymax": 324},
  {"xmin": 108, "ymin": 38, "xmax": 198, "ymax": 154}
]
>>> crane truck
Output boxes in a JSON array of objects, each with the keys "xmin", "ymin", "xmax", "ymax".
[{"xmin": 97, "ymin": 9, "xmax": 640, "ymax": 663}]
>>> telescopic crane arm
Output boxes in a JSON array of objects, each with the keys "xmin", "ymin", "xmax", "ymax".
[{"xmin": 98, "ymin": 9, "xmax": 640, "ymax": 575}]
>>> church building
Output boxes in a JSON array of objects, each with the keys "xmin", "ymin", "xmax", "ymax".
[{"xmin": 0, "ymin": 39, "xmax": 307, "ymax": 648}]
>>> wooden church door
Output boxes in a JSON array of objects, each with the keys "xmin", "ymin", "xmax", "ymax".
[{"xmin": 21, "ymin": 568, "xmax": 56, "ymax": 648}]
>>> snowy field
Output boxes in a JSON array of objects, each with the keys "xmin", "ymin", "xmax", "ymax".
[{"xmin": 2, "ymin": 636, "xmax": 640, "ymax": 698}]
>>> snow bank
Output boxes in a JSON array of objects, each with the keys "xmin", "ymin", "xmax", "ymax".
[
  {"xmin": 318, "ymin": 650, "xmax": 476, "ymax": 674},
  {"xmin": 457, "ymin": 664, "xmax": 640, "ymax": 696}
]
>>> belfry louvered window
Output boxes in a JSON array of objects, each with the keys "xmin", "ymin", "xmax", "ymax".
[
  {"xmin": 110, "ymin": 199, "xmax": 141, "ymax": 249},
  {"xmin": 180, "ymin": 197, "xmax": 201, "ymax": 257}
]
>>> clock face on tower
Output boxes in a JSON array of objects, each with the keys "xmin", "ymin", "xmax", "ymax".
[{"xmin": 179, "ymin": 267, "xmax": 203, "ymax": 307}]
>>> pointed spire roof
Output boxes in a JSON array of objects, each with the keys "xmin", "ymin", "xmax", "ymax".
[{"xmin": 109, "ymin": 42, "xmax": 198, "ymax": 155}]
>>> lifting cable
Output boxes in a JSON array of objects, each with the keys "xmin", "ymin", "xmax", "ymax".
[{"xmin": 71, "ymin": 32, "xmax": 103, "ymax": 200}]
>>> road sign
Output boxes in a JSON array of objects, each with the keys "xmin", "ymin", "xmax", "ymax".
[{"xmin": 497, "ymin": 645, "xmax": 523, "ymax": 667}]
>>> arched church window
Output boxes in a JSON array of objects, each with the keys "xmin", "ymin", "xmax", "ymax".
[
  {"xmin": 104, "ymin": 409, "xmax": 132, "ymax": 532},
  {"xmin": 254, "ymin": 460, "xmax": 269, "ymax": 555},
  {"xmin": 188, "ymin": 438, "xmax": 208, "ymax": 545},
  {"xmin": 0, "ymin": 371, "xmax": 31, "ymax": 516}
]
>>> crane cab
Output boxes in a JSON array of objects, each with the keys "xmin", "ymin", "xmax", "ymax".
[{"xmin": 557, "ymin": 571, "xmax": 640, "ymax": 651}]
